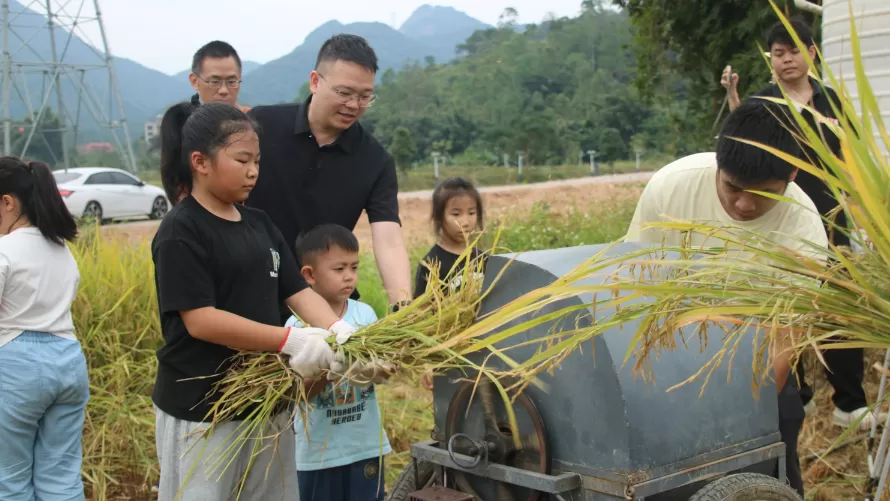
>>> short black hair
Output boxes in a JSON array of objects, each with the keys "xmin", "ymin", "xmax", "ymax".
[
  {"xmin": 431, "ymin": 177, "xmax": 484, "ymax": 235},
  {"xmin": 192, "ymin": 41, "xmax": 242, "ymax": 75},
  {"xmin": 315, "ymin": 34, "xmax": 379, "ymax": 73},
  {"xmin": 716, "ymin": 99, "xmax": 802, "ymax": 184},
  {"xmin": 296, "ymin": 224, "xmax": 360, "ymax": 265},
  {"xmin": 767, "ymin": 19, "xmax": 815, "ymax": 50}
]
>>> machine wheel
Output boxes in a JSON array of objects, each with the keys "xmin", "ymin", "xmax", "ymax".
[
  {"xmin": 444, "ymin": 378, "xmax": 550, "ymax": 501},
  {"xmin": 386, "ymin": 460, "xmax": 436, "ymax": 501},
  {"xmin": 149, "ymin": 196, "xmax": 168, "ymax": 220},
  {"xmin": 689, "ymin": 473, "xmax": 802, "ymax": 501}
]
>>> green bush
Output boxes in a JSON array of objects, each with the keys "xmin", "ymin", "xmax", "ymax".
[{"xmin": 496, "ymin": 199, "xmax": 637, "ymax": 251}]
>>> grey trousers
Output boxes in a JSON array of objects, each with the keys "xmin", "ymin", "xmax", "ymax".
[{"xmin": 155, "ymin": 406, "xmax": 298, "ymax": 501}]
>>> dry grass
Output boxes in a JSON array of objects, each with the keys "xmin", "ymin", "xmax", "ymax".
[
  {"xmin": 378, "ymin": 375, "xmax": 434, "ymax": 486},
  {"xmin": 799, "ymin": 348, "xmax": 888, "ymax": 500}
]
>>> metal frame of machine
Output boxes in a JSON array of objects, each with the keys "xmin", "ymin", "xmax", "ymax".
[
  {"xmin": 865, "ymin": 349, "xmax": 890, "ymax": 501},
  {"xmin": 409, "ymin": 437, "xmax": 786, "ymax": 500},
  {"xmin": 403, "ymin": 377, "xmax": 790, "ymax": 501}
]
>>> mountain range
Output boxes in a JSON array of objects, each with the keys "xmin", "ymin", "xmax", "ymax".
[{"xmin": 1, "ymin": 2, "xmax": 491, "ymax": 140}]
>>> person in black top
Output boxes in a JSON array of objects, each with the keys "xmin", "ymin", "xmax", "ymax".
[
  {"xmin": 413, "ymin": 177, "xmax": 485, "ymax": 300},
  {"xmin": 245, "ymin": 34, "xmax": 411, "ymax": 323},
  {"xmin": 720, "ymin": 19, "xmax": 879, "ymax": 434},
  {"xmin": 413, "ymin": 177, "xmax": 485, "ymax": 392},
  {"xmin": 150, "ymin": 101, "xmax": 371, "ymax": 501},
  {"xmin": 187, "ymin": 41, "xmax": 251, "ymax": 112}
]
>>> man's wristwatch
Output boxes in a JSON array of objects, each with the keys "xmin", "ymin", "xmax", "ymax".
[{"xmin": 391, "ymin": 301, "xmax": 411, "ymax": 313}]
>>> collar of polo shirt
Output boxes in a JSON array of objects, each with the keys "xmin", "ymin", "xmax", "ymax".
[{"xmin": 293, "ymin": 94, "xmax": 360, "ymax": 152}]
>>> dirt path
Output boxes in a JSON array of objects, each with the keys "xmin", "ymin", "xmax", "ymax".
[{"xmin": 102, "ymin": 172, "xmax": 651, "ymax": 248}]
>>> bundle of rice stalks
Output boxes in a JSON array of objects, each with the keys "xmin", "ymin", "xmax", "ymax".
[
  {"xmin": 70, "ymin": 225, "xmax": 161, "ymax": 499},
  {"xmin": 464, "ymin": 1, "xmax": 890, "ymax": 401},
  {"xmin": 205, "ymin": 236, "xmax": 491, "ymax": 415},
  {"xmin": 186, "ymin": 229, "xmax": 569, "ymax": 494}
]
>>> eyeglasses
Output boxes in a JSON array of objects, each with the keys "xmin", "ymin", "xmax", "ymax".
[
  {"xmin": 197, "ymin": 76, "xmax": 242, "ymax": 89},
  {"xmin": 317, "ymin": 74, "xmax": 377, "ymax": 108}
]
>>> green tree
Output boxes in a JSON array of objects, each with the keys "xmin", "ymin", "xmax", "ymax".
[
  {"xmin": 596, "ymin": 127, "xmax": 626, "ymax": 166},
  {"xmin": 73, "ymin": 150, "xmax": 123, "ymax": 169},
  {"xmin": 294, "ymin": 82, "xmax": 311, "ymax": 103},
  {"xmin": 389, "ymin": 126, "xmax": 416, "ymax": 182},
  {"xmin": 630, "ymin": 133, "xmax": 647, "ymax": 154},
  {"xmin": 498, "ymin": 7, "xmax": 519, "ymax": 29},
  {"xmin": 354, "ymin": 4, "xmax": 681, "ymax": 166},
  {"xmin": 611, "ymin": 0, "xmax": 817, "ymax": 145},
  {"xmin": 11, "ymin": 110, "xmax": 64, "ymax": 165}
]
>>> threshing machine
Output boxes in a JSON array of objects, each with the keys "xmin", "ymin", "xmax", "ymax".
[{"xmin": 390, "ymin": 243, "xmax": 804, "ymax": 501}]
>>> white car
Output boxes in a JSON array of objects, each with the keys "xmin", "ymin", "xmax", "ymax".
[{"xmin": 52, "ymin": 167, "xmax": 169, "ymax": 223}]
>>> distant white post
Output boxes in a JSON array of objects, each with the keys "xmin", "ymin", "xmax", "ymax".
[
  {"xmin": 432, "ymin": 151, "xmax": 441, "ymax": 182},
  {"xmin": 517, "ymin": 152, "xmax": 524, "ymax": 183},
  {"xmin": 634, "ymin": 147, "xmax": 643, "ymax": 172},
  {"xmin": 503, "ymin": 153, "xmax": 509, "ymax": 168},
  {"xmin": 587, "ymin": 149, "xmax": 598, "ymax": 176}
]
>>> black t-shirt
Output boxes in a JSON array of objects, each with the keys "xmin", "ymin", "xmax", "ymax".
[
  {"xmin": 150, "ymin": 196, "xmax": 306, "ymax": 422},
  {"xmin": 413, "ymin": 244, "xmax": 482, "ymax": 299},
  {"xmin": 245, "ymin": 97, "xmax": 401, "ymax": 321},
  {"xmin": 751, "ymin": 78, "xmax": 849, "ymax": 246}
]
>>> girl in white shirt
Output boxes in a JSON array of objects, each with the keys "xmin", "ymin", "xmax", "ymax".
[{"xmin": 0, "ymin": 157, "xmax": 86, "ymax": 501}]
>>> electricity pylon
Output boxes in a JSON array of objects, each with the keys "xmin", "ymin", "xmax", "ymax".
[{"xmin": 1, "ymin": 0, "xmax": 136, "ymax": 171}]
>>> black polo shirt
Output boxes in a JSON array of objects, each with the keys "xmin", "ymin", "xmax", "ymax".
[
  {"xmin": 245, "ymin": 96, "xmax": 401, "ymax": 321},
  {"xmin": 750, "ymin": 77, "xmax": 849, "ymax": 246}
]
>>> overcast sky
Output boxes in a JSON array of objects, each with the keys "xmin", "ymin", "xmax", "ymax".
[{"xmin": 62, "ymin": 1, "xmax": 585, "ymax": 75}]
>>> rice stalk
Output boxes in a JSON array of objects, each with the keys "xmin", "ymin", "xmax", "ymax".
[
  {"xmin": 441, "ymin": 2, "xmax": 890, "ymax": 405},
  {"xmin": 188, "ymin": 225, "xmax": 573, "ymax": 491},
  {"xmin": 70, "ymin": 224, "xmax": 161, "ymax": 499}
]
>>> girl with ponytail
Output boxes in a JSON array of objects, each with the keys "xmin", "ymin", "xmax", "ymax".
[
  {"xmin": 151, "ymin": 101, "xmax": 370, "ymax": 500},
  {"xmin": 0, "ymin": 157, "xmax": 88, "ymax": 500}
]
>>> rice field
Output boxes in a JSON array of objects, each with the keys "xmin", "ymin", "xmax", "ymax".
[{"xmin": 72, "ymin": 189, "xmax": 885, "ymax": 500}]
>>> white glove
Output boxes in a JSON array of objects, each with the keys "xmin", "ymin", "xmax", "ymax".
[
  {"xmin": 329, "ymin": 319, "xmax": 357, "ymax": 345},
  {"xmin": 278, "ymin": 326, "xmax": 335, "ymax": 379}
]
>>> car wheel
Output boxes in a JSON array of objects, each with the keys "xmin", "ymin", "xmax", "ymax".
[
  {"xmin": 82, "ymin": 201, "xmax": 104, "ymax": 224},
  {"xmin": 150, "ymin": 196, "xmax": 168, "ymax": 220}
]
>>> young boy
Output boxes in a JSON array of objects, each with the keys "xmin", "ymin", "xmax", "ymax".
[
  {"xmin": 625, "ymin": 99, "xmax": 827, "ymax": 498},
  {"xmin": 286, "ymin": 224, "xmax": 393, "ymax": 501},
  {"xmin": 720, "ymin": 19, "xmax": 879, "ymax": 431}
]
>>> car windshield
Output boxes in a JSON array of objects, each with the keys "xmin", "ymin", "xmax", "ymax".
[{"xmin": 52, "ymin": 171, "xmax": 82, "ymax": 183}]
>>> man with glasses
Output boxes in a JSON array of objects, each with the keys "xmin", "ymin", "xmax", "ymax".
[
  {"xmin": 188, "ymin": 40, "xmax": 250, "ymax": 112},
  {"xmin": 246, "ymin": 34, "xmax": 411, "ymax": 324}
]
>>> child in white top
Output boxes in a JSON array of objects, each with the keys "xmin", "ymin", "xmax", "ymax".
[
  {"xmin": 285, "ymin": 224, "xmax": 394, "ymax": 501},
  {"xmin": 0, "ymin": 157, "xmax": 87, "ymax": 501}
]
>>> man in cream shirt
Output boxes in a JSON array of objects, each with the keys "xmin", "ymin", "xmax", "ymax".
[
  {"xmin": 625, "ymin": 99, "xmax": 827, "ymax": 498},
  {"xmin": 626, "ymin": 109, "xmax": 826, "ymax": 255}
]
